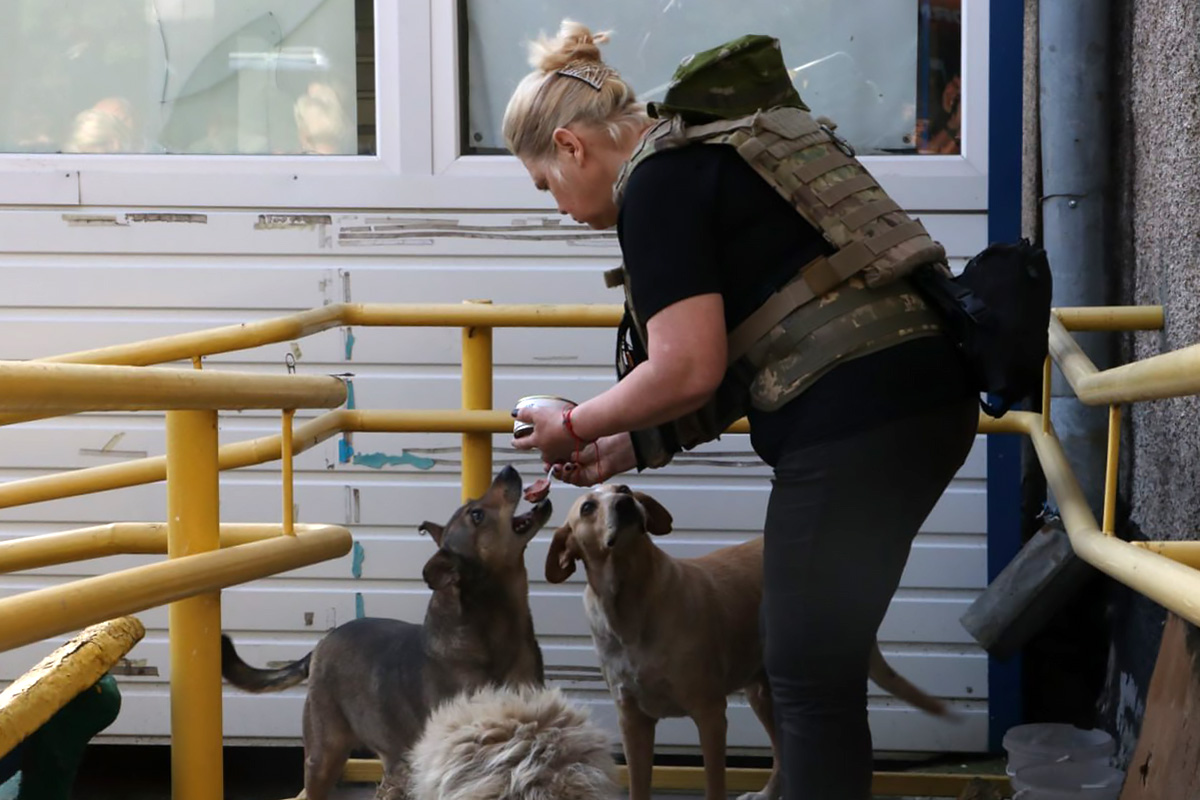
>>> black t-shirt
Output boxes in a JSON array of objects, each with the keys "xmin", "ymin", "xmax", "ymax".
[{"xmin": 616, "ymin": 143, "xmax": 972, "ymax": 466}]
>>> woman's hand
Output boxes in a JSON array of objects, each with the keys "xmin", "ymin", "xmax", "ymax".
[
  {"xmin": 550, "ymin": 433, "xmax": 637, "ymax": 487},
  {"xmin": 511, "ymin": 403, "xmax": 580, "ymax": 465}
]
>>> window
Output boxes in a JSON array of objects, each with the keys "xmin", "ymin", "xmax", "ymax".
[
  {"xmin": 461, "ymin": 0, "xmax": 963, "ymax": 157},
  {"xmin": 0, "ymin": 0, "xmax": 983, "ymax": 211},
  {"xmin": 0, "ymin": 0, "xmax": 373, "ymax": 156}
]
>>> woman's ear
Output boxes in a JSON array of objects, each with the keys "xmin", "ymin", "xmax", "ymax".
[
  {"xmin": 552, "ymin": 127, "xmax": 583, "ymax": 163},
  {"xmin": 544, "ymin": 524, "xmax": 579, "ymax": 584}
]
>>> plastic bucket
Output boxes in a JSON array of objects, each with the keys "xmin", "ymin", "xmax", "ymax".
[
  {"xmin": 1003, "ymin": 723, "xmax": 1115, "ymax": 776},
  {"xmin": 1010, "ymin": 762, "xmax": 1124, "ymax": 799}
]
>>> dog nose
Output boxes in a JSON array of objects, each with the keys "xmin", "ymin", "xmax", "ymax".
[{"xmin": 612, "ymin": 494, "xmax": 640, "ymax": 527}]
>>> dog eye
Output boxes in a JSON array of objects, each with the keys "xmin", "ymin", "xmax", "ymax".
[
  {"xmin": 614, "ymin": 485, "xmax": 632, "ymax": 494},
  {"xmin": 580, "ymin": 500, "xmax": 596, "ymax": 516},
  {"xmin": 469, "ymin": 508, "xmax": 485, "ymax": 524}
]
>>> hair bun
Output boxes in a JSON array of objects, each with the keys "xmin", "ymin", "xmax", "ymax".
[{"xmin": 528, "ymin": 19, "xmax": 611, "ymax": 73}]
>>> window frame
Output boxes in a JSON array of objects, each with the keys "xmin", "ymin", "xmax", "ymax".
[{"xmin": 0, "ymin": 0, "xmax": 988, "ymax": 212}]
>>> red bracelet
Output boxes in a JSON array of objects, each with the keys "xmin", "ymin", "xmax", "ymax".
[{"xmin": 562, "ymin": 406, "xmax": 590, "ymax": 464}]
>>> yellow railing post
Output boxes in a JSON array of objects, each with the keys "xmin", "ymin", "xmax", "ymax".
[
  {"xmin": 1103, "ymin": 404, "xmax": 1121, "ymax": 535},
  {"xmin": 461, "ymin": 300, "xmax": 493, "ymax": 501},
  {"xmin": 166, "ymin": 409, "xmax": 222, "ymax": 800},
  {"xmin": 1042, "ymin": 355, "xmax": 1053, "ymax": 434},
  {"xmin": 282, "ymin": 409, "xmax": 295, "ymax": 536}
]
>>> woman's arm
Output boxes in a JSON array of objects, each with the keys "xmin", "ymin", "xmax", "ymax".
[{"xmin": 512, "ymin": 292, "xmax": 726, "ymax": 464}]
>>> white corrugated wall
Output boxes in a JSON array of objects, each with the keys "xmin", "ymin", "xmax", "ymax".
[{"xmin": 0, "ymin": 206, "xmax": 989, "ymax": 754}]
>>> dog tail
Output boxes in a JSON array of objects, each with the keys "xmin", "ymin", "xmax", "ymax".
[
  {"xmin": 220, "ymin": 634, "xmax": 311, "ymax": 693},
  {"xmin": 868, "ymin": 641, "xmax": 955, "ymax": 719}
]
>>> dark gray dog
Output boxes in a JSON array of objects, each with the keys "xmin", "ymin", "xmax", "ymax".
[{"xmin": 220, "ymin": 465, "xmax": 551, "ymax": 800}]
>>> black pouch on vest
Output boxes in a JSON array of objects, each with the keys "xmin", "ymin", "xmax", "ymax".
[{"xmin": 912, "ymin": 239, "xmax": 1053, "ymax": 418}]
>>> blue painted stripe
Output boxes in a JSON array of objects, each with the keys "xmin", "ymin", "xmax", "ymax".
[{"xmin": 987, "ymin": 0, "xmax": 1027, "ymax": 751}]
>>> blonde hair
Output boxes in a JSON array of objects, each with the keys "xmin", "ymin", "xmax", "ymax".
[
  {"xmin": 502, "ymin": 20, "xmax": 649, "ymax": 164},
  {"xmin": 408, "ymin": 685, "xmax": 619, "ymax": 800}
]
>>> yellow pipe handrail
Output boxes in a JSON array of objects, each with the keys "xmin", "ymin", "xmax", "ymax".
[
  {"xmin": 0, "ymin": 525, "xmax": 351, "ymax": 653},
  {"xmin": 0, "ymin": 361, "xmax": 345, "ymax": 414},
  {"xmin": 0, "ymin": 300, "xmax": 1185, "ymax": 800},
  {"xmin": 0, "ymin": 616, "xmax": 145, "ymax": 758},
  {"xmin": 462, "ymin": 301, "xmax": 495, "ymax": 501},
  {"xmin": 1049, "ymin": 314, "xmax": 1200, "ymax": 404},
  {"xmin": 0, "ymin": 523, "xmax": 337, "ymax": 573},
  {"xmin": 166, "ymin": 409, "xmax": 223, "ymax": 800},
  {"xmin": 0, "ymin": 303, "xmax": 1147, "ymax": 428},
  {"xmin": 0, "ymin": 409, "xmax": 753, "ymax": 511},
  {"xmin": 42, "ymin": 302, "xmax": 624, "ymax": 367},
  {"xmin": 1129, "ymin": 541, "xmax": 1200, "ymax": 569},
  {"xmin": 1052, "ymin": 305, "xmax": 1163, "ymax": 331},
  {"xmin": 997, "ymin": 411, "xmax": 1200, "ymax": 626}
]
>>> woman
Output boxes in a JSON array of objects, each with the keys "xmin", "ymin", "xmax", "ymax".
[{"xmin": 506, "ymin": 21, "xmax": 978, "ymax": 800}]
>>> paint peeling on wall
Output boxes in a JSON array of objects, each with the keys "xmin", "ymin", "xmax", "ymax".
[
  {"xmin": 351, "ymin": 541, "xmax": 365, "ymax": 579},
  {"xmin": 63, "ymin": 214, "xmax": 126, "ymax": 227},
  {"xmin": 255, "ymin": 214, "xmax": 332, "ymax": 230},
  {"xmin": 126, "ymin": 213, "xmax": 207, "ymax": 224},
  {"xmin": 62, "ymin": 212, "xmax": 208, "ymax": 226},
  {"xmin": 344, "ymin": 486, "xmax": 361, "ymax": 525},
  {"xmin": 351, "ymin": 450, "xmax": 436, "ymax": 470},
  {"xmin": 335, "ymin": 215, "xmax": 616, "ymax": 248},
  {"xmin": 355, "ymin": 592, "xmax": 365, "ymax": 619},
  {"xmin": 344, "ymin": 328, "xmax": 356, "ymax": 360}
]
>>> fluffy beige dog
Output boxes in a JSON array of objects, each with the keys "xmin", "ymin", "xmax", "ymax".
[{"xmin": 408, "ymin": 685, "xmax": 619, "ymax": 800}]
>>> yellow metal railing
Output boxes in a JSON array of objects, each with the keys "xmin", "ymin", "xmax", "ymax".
[
  {"xmin": 0, "ymin": 362, "xmax": 351, "ymax": 800},
  {"xmin": 0, "ymin": 617, "xmax": 145, "ymax": 757},
  {"xmin": 0, "ymin": 301, "xmax": 1196, "ymax": 799}
]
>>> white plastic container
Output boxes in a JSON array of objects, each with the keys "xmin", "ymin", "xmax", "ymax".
[
  {"xmin": 511, "ymin": 395, "xmax": 576, "ymax": 439},
  {"xmin": 1003, "ymin": 723, "xmax": 1115, "ymax": 776},
  {"xmin": 1010, "ymin": 762, "xmax": 1125, "ymax": 799}
]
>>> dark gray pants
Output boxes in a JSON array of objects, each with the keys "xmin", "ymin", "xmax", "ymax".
[{"xmin": 761, "ymin": 397, "xmax": 979, "ymax": 800}]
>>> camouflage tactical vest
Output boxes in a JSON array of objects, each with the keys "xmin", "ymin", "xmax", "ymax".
[{"xmin": 608, "ymin": 36, "xmax": 947, "ymax": 468}]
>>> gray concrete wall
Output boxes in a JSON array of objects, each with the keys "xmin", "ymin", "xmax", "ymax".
[
  {"xmin": 1104, "ymin": 0, "xmax": 1200, "ymax": 766},
  {"xmin": 1016, "ymin": 0, "xmax": 1200, "ymax": 766},
  {"xmin": 1115, "ymin": 1, "xmax": 1200, "ymax": 537}
]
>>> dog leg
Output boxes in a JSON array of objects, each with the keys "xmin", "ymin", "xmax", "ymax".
[
  {"xmin": 692, "ymin": 702, "xmax": 729, "ymax": 800},
  {"xmin": 617, "ymin": 699, "xmax": 657, "ymax": 800},
  {"xmin": 374, "ymin": 759, "xmax": 411, "ymax": 800},
  {"xmin": 741, "ymin": 678, "xmax": 783, "ymax": 800},
  {"xmin": 301, "ymin": 700, "xmax": 355, "ymax": 800}
]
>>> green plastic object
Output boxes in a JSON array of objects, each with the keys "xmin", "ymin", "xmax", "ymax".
[{"xmin": 0, "ymin": 674, "xmax": 122, "ymax": 800}]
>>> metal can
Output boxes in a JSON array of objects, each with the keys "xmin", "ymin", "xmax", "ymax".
[{"xmin": 512, "ymin": 395, "xmax": 575, "ymax": 439}]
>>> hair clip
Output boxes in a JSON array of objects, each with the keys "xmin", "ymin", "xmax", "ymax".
[{"xmin": 555, "ymin": 61, "xmax": 615, "ymax": 91}]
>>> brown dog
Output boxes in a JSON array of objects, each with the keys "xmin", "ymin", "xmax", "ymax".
[
  {"xmin": 545, "ymin": 484, "xmax": 950, "ymax": 800},
  {"xmin": 221, "ymin": 466, "xmax": 551, "ymax": 800}
]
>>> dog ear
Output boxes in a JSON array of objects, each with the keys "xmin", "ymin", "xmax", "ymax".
[
  {"xmin": 632, "ymin": 492, "xmax": 673, "ymax": 535},
  {"xmin": 422, "ymin": 548, "xmax": 458, "ymax": 591},
  {"xmin": 418, "ymin": 521, "xmax": 445, "ymax": 546},
  {"xmin": 544, "ymin": 525, "xmax": 578, "ymax": 584}
]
